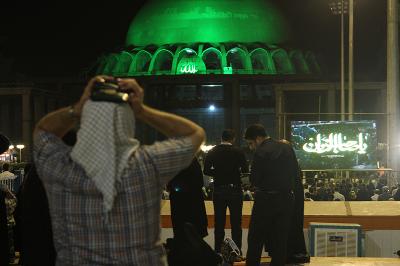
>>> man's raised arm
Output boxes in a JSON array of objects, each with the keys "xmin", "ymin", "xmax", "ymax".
[{"xmin": 34, "ymin": 76, "xmax": 206, "ymax": 153}]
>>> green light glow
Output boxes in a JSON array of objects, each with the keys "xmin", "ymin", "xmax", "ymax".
[
  {"xmin": 96, "ymin": 0, "xmax": 321, "ymax": 76},
  {"xmin": 97, "ymin": 45, "xmax": 319, "ymax": 76},
  {"xmin": 126, "ymin": 0, "xmax": 291, "ymax": 46}
]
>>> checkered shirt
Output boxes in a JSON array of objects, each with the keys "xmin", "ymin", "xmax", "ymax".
[{"xmin": 34, "ymin": 130, "xmax": 195, "ymax": 266}]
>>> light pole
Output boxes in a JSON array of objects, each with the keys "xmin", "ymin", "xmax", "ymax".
[
  {"xmin": 8, "ymin": 145, "xmax": 14, "ymax": 162},
  {"xmin": 329, "ymin": 0, "xmax": 348, "ymax": 121},
  {"xmin": 329, "ymin": 0, "xmax": 355, "ymax": 121},
  {"xmin": 348, "ymin": 0, "xmax": 354, "ymax": 120},
  {"xmin": 16, "ymin": 144, "xmax": 25, "ymax": 163},
  {"xmin": 387, "ymin": 0, "xmax": 399, "ymax": 175}
]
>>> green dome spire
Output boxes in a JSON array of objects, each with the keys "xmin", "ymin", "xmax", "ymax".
[{"xmin": 126, "ymin": 0, "xmax": 291, "ymax": 46}]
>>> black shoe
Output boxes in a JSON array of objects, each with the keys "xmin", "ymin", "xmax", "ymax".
[{"xmin": 286, "ymin": 253, "xmax": 310, "ymax": 264}]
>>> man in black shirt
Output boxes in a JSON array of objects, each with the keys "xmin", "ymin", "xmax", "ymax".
[
  {"xmin": 203, "ymin": 129, "xmax": 248, "ymax": 255},
  {"xmin": 244, "ymin": 124, "xmax": 296, "ymax": 266},
  {"xmin": 0, "ymin": 189, "xmax": 9, "ymax": 266}
]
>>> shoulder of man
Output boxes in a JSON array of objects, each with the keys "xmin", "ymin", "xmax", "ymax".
[
  {"xmin": 234, "ymin": 146, "xmax": 247, "ymax": 157},
  {"xmin": 229, "ymin": 145, "xmax": 241, "ymax": 151},
  {"xmin": 207, "ymin": 145, "xmax": 218, "ymax": 155},
  {"xmin": 254, "ymin": 139, "xmax": 273, "ymax": 155}
]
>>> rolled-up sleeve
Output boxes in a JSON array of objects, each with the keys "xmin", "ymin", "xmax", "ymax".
[
  {"xmin": 33, "ymin": 130, "xmax": 72, "ymax": 183},
  {"xmin": 143, "ymin": 136, "xmax": 195, "ymax": 185}
]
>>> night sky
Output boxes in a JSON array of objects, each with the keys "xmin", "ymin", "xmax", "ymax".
[{"xmin": 0, "ymin": 0, "xmax": 387, "ymax": 81}]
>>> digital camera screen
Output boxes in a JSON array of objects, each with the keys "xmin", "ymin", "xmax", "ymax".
[{"xmin": 290, "ymin": 121, "xmax": 378, "ymax": 170}]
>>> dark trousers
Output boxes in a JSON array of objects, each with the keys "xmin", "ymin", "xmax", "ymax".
[
  {"xmin": 170, "ymin": 190, "xmax": 208, "ymax": 240},
  {"xmin": 213, "ymin": 186, "xmax": 243, "ymax": 253},
  {"xmin": 167, "ymin": 223, "xmax": 219, "ymax": 266},
  {"xmin": 0, "ymin": 192, "xmax": 9, "ymax": 266},
  {"xmin": 246, "ymin": 191, "xmax": 294, "ymax": 266}
]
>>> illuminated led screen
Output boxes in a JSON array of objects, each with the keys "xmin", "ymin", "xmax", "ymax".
[{"xmin": 290, "ymin": 121, "xmax": 378, "ymax": 170}]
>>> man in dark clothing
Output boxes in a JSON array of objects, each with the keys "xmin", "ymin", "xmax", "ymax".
[
  {"xmin": 20, "ymin": 165, "xmax": 56, "ymax": 266},
  {"xmin": 394, "ymin": 186, "xmax": 400, "ymax": 201},
  {"xmin": 0, "ymin": 189, "xmax": 9, "ymax": 266},
  {"xmin": 18, "ymin": 131, "xmax": 76, "ymax": 266},
  {"xmin": 167, "ymin": 157, "xmax": 208, "ymax": 239},
  {"xmin": 378, "ymin": 186, "xmax": 391, "ymax": 201},
  {"xmin": 244, "ymin": 124, "xmax": 296, "ymax": 266},
  {"xmin": 203, "ymin": 129, "xmax": 248, "ymax": 254},
  {"xmin": 356, "ymin": 184, "xmax": 371, "ymax": 201},
  {"xmin": 166, "ymin": 158, "xmax": 211, "ymax": 266},
  {"xmin": 13, "ymin": 164, "xmax": 32, "ymax": 265},
  {"xmin": 0, "ymin": 133, "xmax": 10, "ymax": 154}
]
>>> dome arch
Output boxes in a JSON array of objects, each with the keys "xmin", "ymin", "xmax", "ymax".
[
  {"xmin": 289, "ymin": 50, "xmax": 310, "ymax": 74},
  {"xmin": 149, "ymin": 48, "xmax": 174, "ymax": 74},
  {"xmin": 132, "ymin": 50, "xmax": 153, "ymax": 74},
  {"xmin": 271, "ymin": 48, "xmax": 294, "ymax": 74},
  {"xmin": 202, "ymin": 47, "xmax": 223, "ymax": 74},
  {"xmin": 226, "ymin": 47, "xmax": 251, "ymax": 74},
  {"xmin": 249, "ymin": 48, "xmax": 275, "ymax": 74}
]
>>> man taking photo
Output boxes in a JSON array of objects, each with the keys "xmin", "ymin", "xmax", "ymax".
[{"xmin": 33, "ymin": 76, "xmax": 205, "ymax": 265}]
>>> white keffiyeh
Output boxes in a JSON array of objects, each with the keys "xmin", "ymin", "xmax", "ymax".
[{"xmin": 70, "ymin": 100, "xmax": 140, "ymax": 213}]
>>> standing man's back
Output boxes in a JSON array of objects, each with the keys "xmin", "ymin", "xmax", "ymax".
[
  {"xmin": 244, "ymin": 124, "xmax": 297, "ymax": 266},
  {"xmin": 204, "ymin": 129, "xmax": 248, "ymax": 257},
  {"xmin": 33, "ymin": 76, "xmax": 205, "ymax": 265},
  {"xmin": 0, "ymin": 189, "xmax": 9, "ymax": 266},
  {"xmin": 249, "ymin": 139, "xmax": 297, "ymax": 192},
  {"xmin": 204, "ymin": 145, "xmax": 246, "ymax": 187}
]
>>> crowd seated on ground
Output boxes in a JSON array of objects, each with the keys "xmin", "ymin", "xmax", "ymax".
[
  {"xmin": 301, "ymin": 171, "xmax": 400, "ymax": 201},
  {"xmin": 163, "ymin": 182, "xmax": 400, "ymax": 202},
  {"xmin": 302, "ymin": 180, "xmax": 399, "ymax": 201}
]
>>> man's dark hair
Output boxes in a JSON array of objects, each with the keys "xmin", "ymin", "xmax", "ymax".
[
  {"xmin": 0, "ymin": 133, "xmax": 10, "ymax": 154},
  {"xmin": 2, "ymin": 163, "xmax": 9, "ymax": 171},
  {"xmin": 244, "ymin": 124, "xmax": 267, "ymax": 140},
  {"xmin": 221, "ymin": 129, "xmax": 235, "ymax": 142}
]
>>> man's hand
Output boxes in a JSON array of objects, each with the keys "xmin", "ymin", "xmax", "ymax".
[
  {"xmin": 118, "ymin": 78, "xmax": 144, "ymax": 116},
  {"xmin": 74, "ymin": 75, "xmax": 113, "ymax": 116}
]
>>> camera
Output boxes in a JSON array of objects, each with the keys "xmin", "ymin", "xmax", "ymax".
[{"xmin": 90, "ymin": 79, "xmax": 129, "ymax": 103}]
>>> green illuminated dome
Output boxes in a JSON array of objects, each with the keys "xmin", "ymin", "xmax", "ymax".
[
  {"xmin": 126, "ymin": 0, "xmax": 290, "ymax": 46},
  {"xmin": 96, "ymin": 0, "xmax": 321, "ymax": 76}
]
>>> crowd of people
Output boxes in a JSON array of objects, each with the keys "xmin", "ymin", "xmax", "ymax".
[
  {"xmin": 0, "ymin": 76, "xmax": 397, "ymax": 266},
  {"xmin": 303, "ymin": 176, "xmax": 400, "ymax": 201},
  {"xmin": 165, "ymin": 176, "xmax": 400, "ymax": 203}
]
